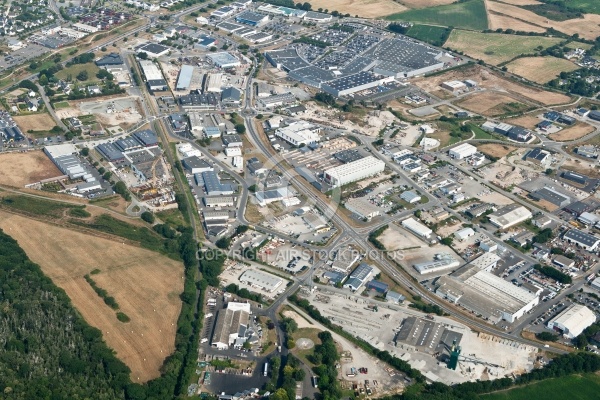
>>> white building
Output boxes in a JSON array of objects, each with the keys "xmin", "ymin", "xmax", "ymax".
[
  {"xmin": 239, "ymin": 269, "xmax": 283, "ymax": 293},
  {"xmin": 275, "ymin": 121, "xmax": 320, "ymax": 146},
  {"xmin": 211, "ymin": 302, "xmax": 250, "ymax": 349},
  {"xmin": 73, "ymin": 22, "xmax": 99, "ymax": 33},
  {"xmin": 563, "ymin": 228, "xmax": 600, "ymax": 251},
  {"xmin": 401, "ymin": 217, "xmax": 433, "ymax": 239},
  {"xmin": 449, "ymin": 143, "xmax": 477, "ymax": 159},
  {"xmin": 454, "ymin": 227, "xmax": 475, "ymax": 241},
  {"xmin": 400, "ymin": 190, "xmax": 421, "ymax": 204},
  {"xmin": 488, "ymin": 204, "xmax": 532, "ymax": 230},
  {"xmin": 345, "ymin": 197, "xmax": 380, "ymax": 220},
  {"xmin": 206, "ymin": 73, "xmax": 223, "ymax": 93},
  {"xmin": 225, "ymin": 147, "xmax": 242, "ymax": 157},
  {"xmin": 323, "ymin": 156, "xmax": 385, "ymax": 188},
  {"xmin": 469, "ymin": 252, "xmax": 501, "ymax": 272},
  {"xmin": 413, "ymin": 253, "xmax": 460, "ymax": 275},
  {"xmin": 547, "ymin": 304, "xmax": 596, "ymax": 339}
]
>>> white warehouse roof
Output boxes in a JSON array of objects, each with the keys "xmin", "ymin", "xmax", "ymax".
[
  {"xmin": 548, "ymin": 304, "xmax": 596, "ymax": 339},
  {"xmin": 239, "ymin": 269, "xmax": 284, "ymax": 293},
  {"xmin": 449, "ymin": 143, "xmax": 477, "ymax": 159}
]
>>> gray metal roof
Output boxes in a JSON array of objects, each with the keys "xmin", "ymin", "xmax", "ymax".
[{"xmin": 564, "ymin": 228, "xmax": 599, "ymax": 247}]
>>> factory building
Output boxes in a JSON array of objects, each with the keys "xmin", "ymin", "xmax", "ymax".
[
  {"xmin": 175, "ymin": 65, "xmax": 194, "ymax": 91},
  {"xmin": 275, "ymin": 121, "xmax": 320, "ymax": 146},
  {"xmin": 386, "ymin": 291, "xmax": 405, "ymax": 304},
  {"xmin": 488, "ymin": 204, "xmax": 532, "ymax": 229},
  {"xmin": 530, "ymin": 187, "xmax": 571, "ymax": 208},
  {"xmin": 303, "ymin": 11, "xmax": 332, "ymax": 22},
  {"xmin": 258, "ymin": 92, "xmax": 297, "ymax": 108},
  {"xmin": 321, "ymin": 72, "xmax": 393, "ymax": 97},
  {"xmin": 454, "ymin": 227, "xmax": 475, "ymax": 241},
  {"xmin": 413, "ymin": 253, "xmax": 460, "ymax": 275},
  {"xmin": 343, "ymin": 263, "xmax": 373, "ymax": 291},
  {"xmin": 197, "ymin": 171, "xmax": 236, "ymax": 196},
  {"xmin": 207, "ymin": 52, "xmax": 240, "ymax": 68},
  {"xmin": 137, "ymin": 43, "xmax": 170, "ymax": 58},
  {"xmin": 323, "ymin": 156, "xmax": 385, "ymax": 187},
  {"xmin": 139, "ymin": 59, "xmax": 167, "ymax": 91},
  {"xmin": 235, "ymin": 10, "xmax": 269, "ymax": 26},
  {"xmin": 95, "ymin": 53, "xmax": 124, "ymax": 69},
  {"xmin": 96, "ymin": 142, "xmax": 125, "ymax": 163},
  {"xmin": 436, "ymin": 265, "xmax": 539, "ymax": 323},
  {"xmin": 547, "ymin": 304, "xmax": 596, "ymax": 339},
  {"xmin": 588, "ymin": 110, "xmax": 600, "ymax": 122},
  {"xmin": 562, "ymin": 171, "xmax": 588, "ymax": 187},
  {"xmin": 448, "ymin": 143, "xmax": 477, "ymax": 160},
  {"xmin": 206, "ymin": 73, "xmax": 223, "ymax": 93},
  {"xmin": 344, "ymin": 197, "xmax": 380, "ymax": 220},
  {"xmin": 526, "ymin": 148, "xmax": 551, "ymax": 164},
  {"xmin": 44, "ymin": 144, "xmax": 88, "ymax": 179},
  {"xmin": 221, "ymin": 87, "xmax": 242, "ymax": 106},
  {"xmin": 204, "ymin": 196, "xmax": 235, "ymax": 207},
  {"xmin": 133, "ymin": 130, "xmax": 159, "ymax": 147},
  {"xmin": 400, "ymin": 190, "xmax": 421, "ymax": 204},
  {"xmin": 211, "ymin": 302, "xmax": 251, "ymax": 350},
  {"xmin": 563, "ymin": 228, "xmax": 600, "ymax": 251},
  {"xmin": 468, "ymin": 252, "xmax": 500, "ymax": 272},
  {"xmin": 367, "ymin": 38, "xmax": 444, "ymax": 78},
  {"xmin": 239, "ymin": 269, "xmax": 283, "ymax": 293},
  {"xmin": 401, "ymin": 217, "xmax": 433, "ymax": 239},
  {"xmin": 440, "ymin": 80, "xmax": 466, "ymax": 92},
  {"xmin": 182, "ymin": 156, "xmax": 213, "ymax": 174}
]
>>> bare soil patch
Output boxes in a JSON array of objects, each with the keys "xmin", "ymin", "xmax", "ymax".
[
  {"xmin": 398, "ymin": 0, "xmax": 455, "ymax": 8},
  {"xmin": 487, "ymin": 12, "xmax": 547, "ymax": 33},
  {"xmin": 13, "ymin": 113, "xmax": 57, "ymax": 132},
  {"xmin": 496, "ymin": 0, "xmax": 540, "ymax": 5},
  {"xmin": 561, "ymin": 159, "xmax": 600, "ymax": 178},
  {"xmin": 506, "ymin": 57, "xmax": 580, "ymax": 84},
  {"xmin": 0, "ymin": 212, "xmax": 184, "ymax": 382},
  {"xmin": 549, "ymin": 123, "xmax": 595, "ymax": 141},
  {"xmin": 412, "ymin": 64, "xmax": 571, "ymax": 105},
  {"xmin": 0, "ymin": 150, "xmax": 62, "ymax": 187},
  {"xmin": 506, "ymin": 115, "xmax": 541, "ymax": 129},
  {"xmin": 455, "ymin": 91, "xmax": 528, "ymax": 116},
  {"xmin": 477, "ymin": 143, "xmax": 517, "ymax": 158},
  {"xmin": 306, "ymin": 0, "xmax": 407, "ymax": 17}
]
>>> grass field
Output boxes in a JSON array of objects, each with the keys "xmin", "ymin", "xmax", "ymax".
[
  {"xmin": 0, "ymin": 151, "xmax": 62, "ymax": 187},
  {"xmin": 0, "ymin": 194, "xmax": 81, "ymax": 218},
  {"xmin": 405, "ymin": 24, "xmax": 452, "ymax": 46},
  {"xmin": 13, "ymin": 113, "xmax": 57, "ymax": 134},
  {"xmin": 53, "ymin": 101, "xmax": 70, "ymax": 109},
  {"xmin": 55, "ymin": 63, "xmax": 101, "ymax": 85},
  {"xmin": 483, "ymin": 374, "xmax": 600, "ymax": 400},
  {"xmin": 387, "ymin": 0, "xmax": 488, "ymax": 30},
  {"xmin": 0, "ymin": 211, "xmax": 184, "ymax": 382},
  {"xmin": 506, "ymin": 56, "xmax": 580, "ymax": 83},
  {"xmin": 456, "ymin": 91, "xmax": 531, "ymax": 116},
  {"xmin": 565, "ymin": 0, "xmax": 600, "ymax": 14},
  {"xmin": 444, "ymin": 30, "xmax": 564, "ymax": 65}
]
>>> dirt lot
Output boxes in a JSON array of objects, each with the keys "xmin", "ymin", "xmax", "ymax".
[
  {"xmin": 506, "ymin": 115, "xmax": 541, "ymax": 129},
  {"xmin": 549, "ymin": 123, "xmax": 595, "ymax": 141},
  {"xmin": 487, "ymin": 11, "xmax": 547, "ymax": 33},
  {"xmin": 398, "ymin": 0, "xmax": 455, "ymax": 7},
  {"xmin": 506, "ymin": 57, "xmax": 580, "ymax": 84},
  {"xmin": 486, "ymin": 0, "xmax": 600, "ymax": 40},
  {"xmin": 378, "ymin": 223, "xmax": 428, "ymax": 251},
  {"xmin": 13, "ymin": 113, "xmax": 57, "ymax": 132},
  {"xmin": 0, "ymin": 212, "xmax": 184, "ymax": 382},
  {"xmin": 306, "ymin": 0, "xmax": 407, "ymax": 17},
  {"xmin": 56, "ymin": 96, "xmax": 144, "ymax": 129},
  {"xmin": 0, "ymin": 150, "xmax": 62, "ymax": 187},
  {"xmin": 561, "ymin": 159, "xmax": 600, "ymax": 178},
  {"xmin": 455, "ymin": 91, "xmax": 528, "ymax": 117},
  {"xmin": 477, "ymin": 143, "xmax": 516, "ymax": 159},
  {"xmin": 412, "ymin": 65, "xmax": 571, "ymax": 105}
]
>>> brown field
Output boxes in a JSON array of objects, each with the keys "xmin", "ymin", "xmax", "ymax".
[
  {"xmin": 477, "ymin": 144, "xmax": 517, "ymax": 158},
  {"xmin": 0, "ymin": 212, "xmax": 184, "ymax": 382},
  {"xmin": 13, "ymin": 113, "xmax": 57, "ymax": 132},
  {"xmin": 398, "ymin": 0, "xmax": 455, "ymax": 8},
  {"xmin": 487, "ymin": 1, "xmax": 600, "ymax": 40},
  {"xmin": 506, "ymin": 115, "xmax": 541, "ymax": 129},
  {"xmin": 506, "ymin": 57, "xmax": 580, "ymax": 84},
  {"xmin": 561, "ymin": 159, "xmax": 600, "ymax": 178},
  {"xmin": 305, "ymin": 0, "xmax": 407, "ymax": 17},
  {"xmin": 549, "ymin": 123, "xmax": 595, "ymax": 141},
  {"xmin": 0, "ymin": 150, "xmax": 62, "ymax": 187},
  {"xmin": 495, "ymin": 0, "xmax": 540, "ymax": 5},
  {"xmin": 487, "ymin": 12, "xmax": 547, "ymax": 33},
  {"xmin": 455, "ymin": 91, "xmax": 528, "ymax": 116},
  {"xmin": 412, "ymin": 65, "xmax": 571, "ymax": 105}
]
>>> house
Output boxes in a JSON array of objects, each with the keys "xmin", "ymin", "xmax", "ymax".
[{"xmin": 87, "ymin": 85, "xmax": 102, "ymax": 95}]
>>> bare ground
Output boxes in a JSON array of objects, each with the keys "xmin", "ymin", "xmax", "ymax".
[
  {"xmin": 306, "ymin": 0, "xmax": 407, "ymax": 17},
  {"xmin": 13, "ymin": 113, "xmax": 57, "ymax": 132},
  {"xmin": 506, "ymin": 115, "xmax": 541, "ymax": 129},
  {"xmin": 487, "ymin": 11, "xmax": 547, "ymax": 33},
  {"xmin": 398, "ymin": 0, "xmax": 455, "ymax": 7},
  {"xmin": 0, "ymin": 150, "xmax": 62, "ymax": 187},
  {"xmin": 549, "ymin": 123, "xmax": 596, "ymax": 141},
  {"xmin": 506, "ymin": 56, "xmax": 579, "ymax": 84},
  {"xmin": 0, "ymin": 212, "xmax": 184, "ymax": 382},
  {"xmin": 455, "ymin": 91, "xmax": 527, "ymax": 116},
  {"xmin": 477, "ymin": 144, "xmax": 517, "ymax": 158}
]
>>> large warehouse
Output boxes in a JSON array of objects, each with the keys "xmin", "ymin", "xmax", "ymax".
[
  {"xmin": 563, "ymin": 228, "xmax": 600, "ymax": 251},
  {"xmin": 547, "ymin": 304, "xmax": 596, "ymax": 339},
  {"xmin": 275, "ymin": 121, "xmax": 320, "ymax": 146},
  {"xmin": 402, "ymin": 217, "xmax": 433, "ymax": 239},
  {"xmin": 320, "ymin": 72, "xmax": 393, "ymax": 97},
  {"xmin": 448, "ymin": 143, "xmax": 477, "ymax": 160},
  {"xmin": 139, "ymin": 59, "xmax": 167, "ymax": 91},
  {"xmin": 413, "ymin": 253, "xmax": 460, "ymax": 275},
  {"xmin": 488, "ymin": 204, "xmax": 532, "ymax": 229},
  {"xmin": 436, "ymin": 265, "xmax": 539, "ymax": 323},
  {"xmin": 323, "ymin": 156, "xmax": 385, "ymax": 187},
  {"xmin": 343, "ymin": 263, "xmax": 373, "ymax": 291},
  {"xmin": 366, "ymin": 38, "xmax": 444, "ymax": 78},
  {"xmin": 239, "ymin": 269, "xmax": 283, "ymax": 293},
  {"xmin": 211, "ymin": 302, "xmax": 251, "ymax": 350},
  {"xmin": 175, "ymin": 65, "xmax": 194, "ymax": 91},
  {"xmin": 207, "ymin": 52, "xmax": 240, "ymax": 68}
]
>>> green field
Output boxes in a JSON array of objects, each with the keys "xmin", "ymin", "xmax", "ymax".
[
  {"xmin": 444, "ymin": 30, "xmax": 564, "ymax": 65},
  {"xmin": 55, "ymin": 63, "xmax": 101, "ymax": 85},
  {"xmin": 387, "ymin": 0, "xmax": 488, "ymax": 31},
  {"xmin": 405, "ymin": 25, "xmax": 452, "ymax": 46},
  {"xmin": 483, "ymin": 374, "xmax": 600, "ymax": 400},
  {"xmin": 52, "ymin": 101, "xmax": 70, "ymax": 109},
  {"xmin": 550, "ymin": 0, "xmax": 600, "ymax": 14}
]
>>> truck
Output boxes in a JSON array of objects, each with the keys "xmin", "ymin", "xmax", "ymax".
[{"xmin": 264, "ymin": 362, "xmax": 269, "ymax": 377}]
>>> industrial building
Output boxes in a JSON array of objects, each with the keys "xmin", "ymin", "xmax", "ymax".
[
  {"xmin": 235, "ymin": 10, "xmax": 269, "ymax": 26},
  {"xmin": 588, "ymin": 110, "xmax": 600, "ymax": 122},
  {"xmin": 454, "ymin": 227, "xmax": 475, "ymax": 241},
  {"xmin": 488, "ymin": 204, "xmax": 532, "ymax": 229},
  {"xmin": 303, "ymin": 11, "xmax": 332, "ymax": 22},
  {"xmin": 530, "ymin": 187, "xmax": 571, "ymax": 207},
  {"xmin": 207, "ymin": 52, "xmax": 240, "ymax": 68},
  {"xmin": 343, "ymin": 263, "xmax": 373, "ymax": 291},
  {"xmin": 133, "ymin": 130, "xmax": 159, "ymax": 147},
  {"xmin": 436, "ymin": 265, "xmax": 539, "ymax": 323},
  {"xmin": 561, "ymin": 171, "xmax": 588, "ymax": 187},
  {"xmin": 211, "ymin": 302, "xmax": 251, "ymax": 350},
  {"xmin": 394, "ymin": 316, "xmax": 463, "ymax": 355},
  {"xmin": 258, "ymin": 92, "xmax": 296, "ymax": 108},
  {"xmin": 526, "ymin": 148, "xmax": 551, "ymax": 164},
  {"xmin": 320, "ymin": 72, "xmax": 393, "ymax": 97},
  {"xmin": 400, "ymin": 190, "xmax": 421, "ymax": 204},
  {"xmin": 137, "ymin": 43, "xmax": 170, "ymax": 58},
  {"xmin": 175, "ymin": 65, "xmax": 194, "ymax": 91},
  {"xmin": 440, "ymin": 80, "xmax": 466, "ymax": 92},
  {"xmin": 366, "ymin": 280, "xmax": 388, "ymax": 293},
  {"xmin": 222, "ymin": 134, "xmax": 243, "ymax": 147},
  {"xmin": 563, "ymin": 228, "xmax": 600, "ymax": 251},
  {"xmin": 386, "ymin": 291, "xmax": 405, "ymax": 304},
  {"xmin": 204, "ymin": 196, "xmax": 235, "ymax": 207},
  {"xmin": 344, "ymin": 197, "xmax": 380, "ymax": 220},
  {"xmin": 275, "ymin": 121, "xmax": 320, "ymax": 146},
  {"xmin": 95, "ymin": 53, "xmax": 124, "ymax": 69},
  {"xmin": 413, "ymin": 253, "xmax": 460, "ymax": 275},
  {"xmin": 239, "ymin": 269, "xmax": 283, "ymax": 293},
  {"xmin": 221, "ymin": 87, "xmax": 242, "ymax": 106},
  {"xmin": 44, "ymin": 144, "xmax": 89, "ymax": 180},
  {"xmin": 469, "ymin": 252, "xmax": 500, "ymax": 272},
  {"xmin": 255, "ymin": 187, "xmax": 293, "ymax": 207},
  {"xmin": 401, "ymin": 217, "xmax": 433, "ymax": 239},
  {"xmin": 547, "ymin": 304, "xmax": 596, "ymax": 339},
  {"xmin": 367, "ymin": 38, "xmax": 444, "ymax": 78},
  {"xmin": 206, "ymin": 73, "xmax": 223, "ymax": 92},
  {"xmin": 323, "ymin": 156, "xmax": 385, "ymax": 187},
  {"xmin": 448, "ymin": 143, "xmax": 477, "ymax": 160},
  {"xmin": 139, "ymin": 59, "xmax": 167, "ymax": 91},
  {"xmin": 182, "ymin": 156, "xmax": 213, "ymax": 174},
  {"xmin": 197, "ymin": 171, "xmax": 235, "ymax": 196}
]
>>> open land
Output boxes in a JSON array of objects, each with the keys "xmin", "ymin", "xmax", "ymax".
[
  {"xmin": 505, "ymin": 57, "xmax": 580, "ymax": 84},
  {"xmin": 549, "ymin": 123, "xmax": 596, "ymax": 141},
  {"xmin": 494, "ymin": 0, "xmax": 540, "ymax": 5},
  {"xmin": 483, "ymin": 373, "xmax": 600, "ymax": 400},
  {"xmin": 398, "ymin": 0, "xmax": 456, "ymax": 8},
  {"xmin": 387, "ymin": 0, "xmax": 488, "ymax": 31},
  {"xmin": 56, "ymin": 96, "xmax": 143, "ymax": 129},
  {"xmin": 455, "ymin": 91, "xmax": 530, "ymax": 116},
  {"xmin": 0, "ymin": 150, "xmax": 62, "ymax": 187},
  {"xmin": 305, "ymin": 0, "xmax": 407, "ymax": 18},
  {"xmin": 13, "ymin": 113, "xmax": 57, "ymax": 132},
  {"xmin": 55, "ymin": 63, "xmax": 101, "ymax": 85},
  {"xmin": 0, "ymin": 212, "xmax": 184, "ymax": 382},
  {"xmin": 486, "ymin": 0, "xmax": 600, "ymax": 39},
  {"xmin": 506, "ymin": 115, "xmax": 540, "ymax": 129},
  {"xmin": 412, "ymin": 65, "xmax": 571, "ymax": 105},
  {"xmin": 444, "ymin": 30, "xmax": 564, "ymax": 65},
  {"xmin": 378, "ymin": 223, "xmax": 428, "ymax": 251},
  {"xmin": 487, "ymin": 11, "xmax": 547, "ymax": 32}
]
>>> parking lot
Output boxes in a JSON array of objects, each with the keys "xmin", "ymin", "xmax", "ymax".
[{"xmin": 0, "ymin": 44, "xmax": 48, "ymax": 71}]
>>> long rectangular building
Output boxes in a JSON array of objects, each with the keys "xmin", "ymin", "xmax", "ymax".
[
  {"xmin": 323, "ymin": 156, "xmax": 385, "ymax": 187},
  {"xmin": 239, "ymin": 269, "xmax": 284, "ymax": 293},
  {"xmin": 275, "ymin": 121, "xmax": 320, "ymax": 146},
  {"xmin": 488, "ymin": 204, "xmax": 532, "ymax": 229}
]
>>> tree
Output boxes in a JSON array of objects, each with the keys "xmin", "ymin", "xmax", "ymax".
[
  {"xmin": 80, "ymin": 148, "xmax": 89, "ymax": 156},
  {"xmin": 138, "ymin": 51, "xmax": 148, "ymax": 60},
  {"xmin": 441, "ymin": 237, "xmax": 453, "ymax": 246},
  {"xmin": 19, "ymin": 79, "xmax": 38, "ymax": 92},
  {"xmin": 271, "ymin": 388, "xmax": 290, "ymax": 400},
  {"xmin": 76, "ymin": 70, "xmax": 88, "ymax": 81},
  {"xmin": 39, "ymin": 74, "xmax": 48, "ymax": 86},
  {"xmin": 102, "ymin": 171, "xmax": 112, "ymax": 181},
  {"xmin": 235, "ymin": 123, "xmax": 246, "ymax": 134},
  {"xmin": 215, "ymin": 237, "xmax": 231, "ymax": 249},
  {"xmin": 141, "ymin": 211, "xmax": 155, "ymax": 224},
  {"xmin": 535, "ymin": 332, "xmax": 558, "ymax": 342}
]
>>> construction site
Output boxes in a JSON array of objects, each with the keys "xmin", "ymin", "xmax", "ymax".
[{"xmin": 56, "ymin": 96, "xmax": 145, "ymax": 131}]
